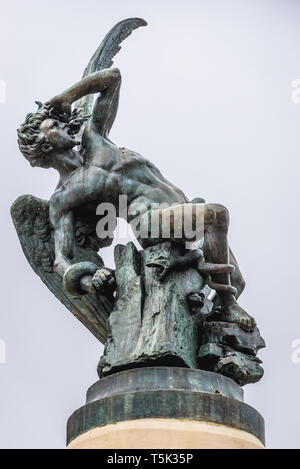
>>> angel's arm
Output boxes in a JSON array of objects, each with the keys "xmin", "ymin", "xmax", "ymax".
[
  {"xmin": 53, "ymin": 211, "xmax": 74, "ymax": 277},
  {"xmin": 51, "ymin": 205, "xmax": 115, "ymax": 295},
  {"xmin": 49, "ymin": 68, "xmax": 121, "ymax": 136},
  {"xmin": 52, "ymin": 211, "xmax": 91, "ymax": 293}
]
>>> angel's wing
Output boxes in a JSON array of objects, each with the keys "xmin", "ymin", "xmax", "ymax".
[
  {"xmin": 74, "ymin": 17, "xmax": 147, "ymax": 117},
  {"xmin": 11, "ymin": 195, "xmax": 113, "ymax": 344}
]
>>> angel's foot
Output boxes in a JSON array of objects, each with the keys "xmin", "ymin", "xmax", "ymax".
[
  {"xmin": 223, "ymin": 303, "xmax": 256, "ymax": 332},
  {"xmin": 213, "ymin": 295, "xmax": 256, "ymax": 332}
]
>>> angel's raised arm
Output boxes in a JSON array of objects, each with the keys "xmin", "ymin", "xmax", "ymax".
[{"xmin": 48, "ymin": 68, "xmax": 121, "ymax": 124}]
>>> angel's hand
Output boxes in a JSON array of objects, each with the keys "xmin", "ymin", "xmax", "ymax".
[
  {"xmin": 89, "ymin": 268, "xmax": 116, "ymax": 294},
  {"xmin": 48, "ymin": 96, "xmax": 72, "ymax": 117}
]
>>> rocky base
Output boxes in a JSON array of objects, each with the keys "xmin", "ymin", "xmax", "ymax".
[
  {"xmin": 98, "ymin": 242, "xmax": 265, "ymax": 386},
  {"xmin": 198, "ymin": 321, "xmax": 265, "ymax": 385},
  {"xmin": 98, "ymin": 242, "xmax": 205, "ymax": 376}
]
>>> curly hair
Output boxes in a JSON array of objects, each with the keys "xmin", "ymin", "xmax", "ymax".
[
  {"xmin": 17, "ymin": 102, "xmax": 89, "ymax": 168},
  {"xmin": 17, "ymin": 102, "xmax": 54, "ymax": 168}
]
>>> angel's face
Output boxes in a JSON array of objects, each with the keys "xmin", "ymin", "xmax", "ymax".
[{"xmin": 40, "ymin": 118, "xmax": 80, "ymax": 151}]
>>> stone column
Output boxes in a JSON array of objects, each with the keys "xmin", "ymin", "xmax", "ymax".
[{"xmin": 67, "ymin": 367, "xmax": 265, "ymax": 449}]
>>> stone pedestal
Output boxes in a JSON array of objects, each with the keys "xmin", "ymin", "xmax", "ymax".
[{"xmin": 67, "ymin": 367, "xmax": 265, "ymax": 449}]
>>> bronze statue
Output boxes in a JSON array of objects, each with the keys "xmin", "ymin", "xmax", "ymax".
[{"xmin": 11, "ymin": 18, "xmax": 264, "ymax": 385}]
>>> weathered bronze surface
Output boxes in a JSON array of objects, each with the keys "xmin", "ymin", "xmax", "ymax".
[
  {"xmin": 67, "ymin": 367, "xmax": 265, "ymax": 446},
  {"xmin": 11, "ymin": 18, "xmax": 265, "ymax": 387},
  {"xmin": 86, "ymin": 367, "xmax": 244, "ymax": 403},
  {"xmin": 97, "ymin": 241, "xmax": 264, "ymax": 385}
]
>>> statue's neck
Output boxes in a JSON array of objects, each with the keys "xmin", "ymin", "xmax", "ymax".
[{"xmin": 50, "ymin": 149, "xmax": 83, "ymax": 188}]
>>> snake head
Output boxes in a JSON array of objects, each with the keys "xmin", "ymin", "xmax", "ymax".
[{"xmin": 187, "ymin": 291, "xmax": 206, "ymax": 314}]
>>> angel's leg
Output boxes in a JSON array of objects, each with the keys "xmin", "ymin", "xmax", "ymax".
[
  {"xmin": 229, "ymin": 248, "xmax": 245, "ymax": 299},
  {"xmin": 202, "ymin": 204, "xmax": 255, "ymax": 331},
  {"xmin": 137, "ymin": 203, "xmax": 255, "ymax": 331}
]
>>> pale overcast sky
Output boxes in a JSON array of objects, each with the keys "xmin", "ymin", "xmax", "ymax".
[{"xmin": 1, "ymin": 0, "xmax": 300, "ymax": 448}]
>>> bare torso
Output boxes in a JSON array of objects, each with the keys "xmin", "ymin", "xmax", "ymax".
[{"xmin": 50, "ymin": 122, "xmax": 189, "ymax": 222}]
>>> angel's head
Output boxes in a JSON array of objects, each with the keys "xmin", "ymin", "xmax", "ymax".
[{"xmin": 17, "ymin": 102, "xmax": 85, "ymax": 168}]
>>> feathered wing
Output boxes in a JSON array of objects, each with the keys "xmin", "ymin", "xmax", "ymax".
[
  {"xmin": 11, "ymin": 195, "xmax": 113, "ymax": 344},
  {"xmin": 74, "ymin": 17, "xmax": 147, "ymax": 117}
]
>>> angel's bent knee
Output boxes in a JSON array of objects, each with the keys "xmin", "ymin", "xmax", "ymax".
[{"xmin": 204, "ymin": 203, "xmax": 229, "ymax": 232}]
